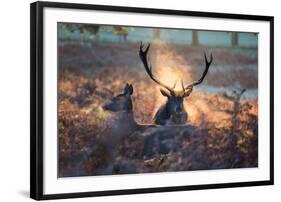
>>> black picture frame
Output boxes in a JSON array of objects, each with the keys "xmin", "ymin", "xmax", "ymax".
[{"xmin": 30, "ymin": 1, "xmax": 274, "ymax": 200}]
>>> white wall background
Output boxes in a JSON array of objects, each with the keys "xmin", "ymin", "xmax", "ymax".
[{"xmin": 0, "ymin": 0, "xmax": 279, "ymax": 201}]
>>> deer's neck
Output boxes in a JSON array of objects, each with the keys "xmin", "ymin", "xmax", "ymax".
[
  {"xmin": 116, "ymin": 111, "xmax": 137, "ymax": 126},
  {"xmin": 164, "ymin": 100, "xmax": 172, "ymax": 118}
]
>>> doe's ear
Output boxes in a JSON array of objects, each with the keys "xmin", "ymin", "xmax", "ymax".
[
  {"xmin": 123, "ymin": 83, "xmax": 130, "ymax": 94},
  {"xmin": 124, "ymin": 83, "xmax": 133, "ymax": 95},
  {"xmin": 127, "ymin": 84, "xmax": 133, "ymax": 95},
  {"xmin": 160, "ymin": 89, "xmax": 170, "ymax": 97}
]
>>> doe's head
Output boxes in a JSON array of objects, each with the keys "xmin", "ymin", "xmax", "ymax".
[{"xmin": 103, "ymin": 83, "xmax": 133, "ymax": 112}]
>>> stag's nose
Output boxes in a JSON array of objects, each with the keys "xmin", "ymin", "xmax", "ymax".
[{"xmin": 176, "ymin": 107, "xmax": 182, "ymax": 113}]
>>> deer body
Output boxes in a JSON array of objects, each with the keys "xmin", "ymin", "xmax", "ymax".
[
  {"xmin": 139, "ymin": 43, "xmax": 213, "ymax": 125},
  {"xmin": 102, "ymin": 84, "xmax": 155, "ymax": 169}
]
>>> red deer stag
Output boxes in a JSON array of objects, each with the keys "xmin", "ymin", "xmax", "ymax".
[{"xmin": 139, "ymin": 42, "xmax": 213, "ymax": 125}]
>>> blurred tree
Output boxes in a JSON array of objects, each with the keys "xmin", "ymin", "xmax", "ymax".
[
  {"xmin": 79, "ymin": 24, "xmax": 100, "ymax": 35},
  {"xmin": 113, "ymin": 26, "xmax": 129, "ymax": 42},
  {"xmin": 231, "ymin": 32, "xmax": 239, "ymax": 48},
  {"xmin": 153, "ymin": 29, "xmax": 161, "ymax": 44},
  {"xmin": 192, "ymin": 30, "xmax": 199, "ymax": 46},
  {"xmin": 59, "ymin": 23, "xmax": 100, "ymax": 36},
  {"xmin": 154, "ymin": 29, "xmax": 161, "ymax": 39}
]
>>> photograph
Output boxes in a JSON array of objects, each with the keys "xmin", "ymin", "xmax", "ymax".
[
  {"xmin": 57, "ymin": 23, "xmax": 259, "ymax": 177},
  {"xmin": 0, "ymin": 0, "xmax": 278, "ymax": 200}
]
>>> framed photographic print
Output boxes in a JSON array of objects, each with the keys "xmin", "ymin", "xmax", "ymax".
[{"xmin": 30, "ymin": 1, "xmax": 274, "ymax": 200}]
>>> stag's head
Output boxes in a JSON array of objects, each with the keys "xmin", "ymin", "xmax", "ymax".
[
  {"xmin": 139, "ymin": 42, "xmax": 213, "ymax": 125},
  {"xmin": 103, "ymin": 83, "xmax": 134, "ymax": 112}
]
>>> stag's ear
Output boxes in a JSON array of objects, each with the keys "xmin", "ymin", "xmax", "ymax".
[
  {"xmin": 160, "ymin": 89, "xmax": 170, "ymax": 97},
  {"xmin": 124, "ymin": 83, "xmax": 133, "ymax": 95},
  {"xmin": 183, "ymin": 88, "xmax": 193, "ymax": 97}
]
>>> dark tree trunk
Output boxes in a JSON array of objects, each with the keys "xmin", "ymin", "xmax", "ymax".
[
  {"xmin": 154, "ymin": 29, "xmax": 161, "ymax": 40},
  {"xmin": 192, "ymin": 30, "xmax": 199, "ymax": 46},
  {"xmin": 231, "ymin": 32, "xmax": 239, "ymax": 48}
]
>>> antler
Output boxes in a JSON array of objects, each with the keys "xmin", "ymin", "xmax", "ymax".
[
  {"xmin": 139, "ymin": 42, "xmax": 176, "ymax": 94},
  {"xmin": 185, "ymin": 53, "xmax": 213, "ymax": 90}
]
